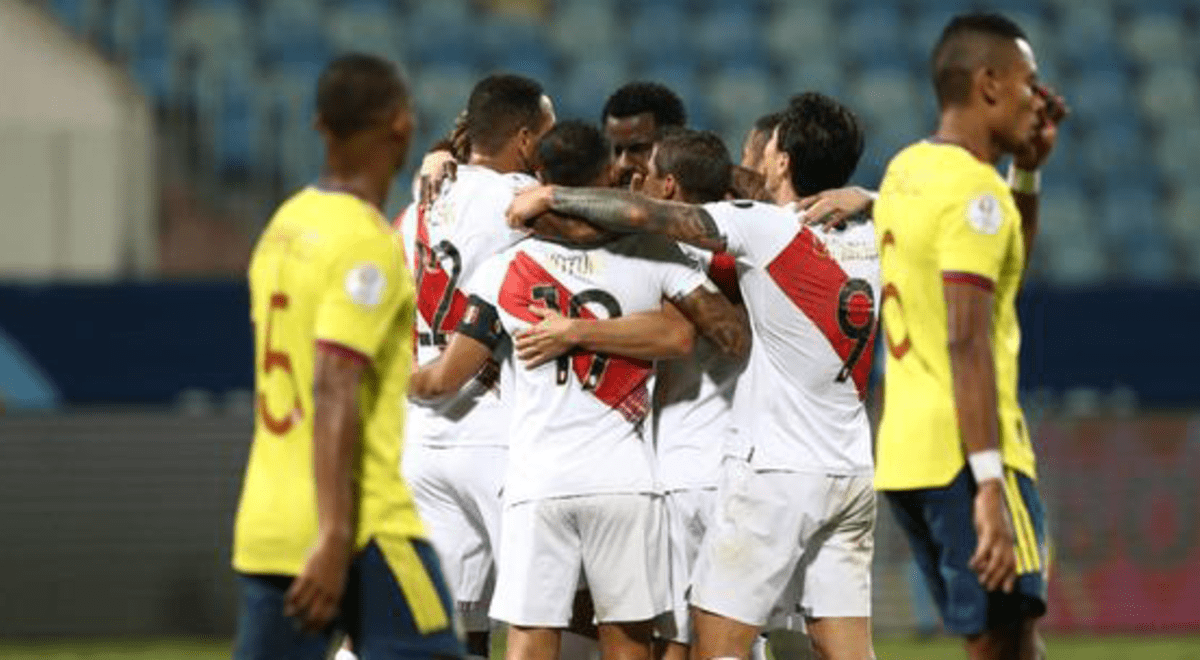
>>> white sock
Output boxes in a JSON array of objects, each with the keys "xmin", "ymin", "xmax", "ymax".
[{"xmin": 333, "ymin": 648, "xmax": 357, "ymax": 660}]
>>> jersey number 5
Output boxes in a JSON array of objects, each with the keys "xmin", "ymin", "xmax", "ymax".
[{"xmin": 257, "ymin": 292, "xmax": 303, "ymax": 435}]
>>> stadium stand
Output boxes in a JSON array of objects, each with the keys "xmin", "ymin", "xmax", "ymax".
[{"xmin": 26, "ymin": 0, "xmax": 1200, "ymax": 283}]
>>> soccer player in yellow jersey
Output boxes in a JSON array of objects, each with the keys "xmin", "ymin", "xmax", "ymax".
[
  {"xmin": 232, "ymin": 54, "xmax": 463, "ymax": 660},
  {"xmin": 874, "ymin": 14, "xmax": 1067, "ymax": 660}
]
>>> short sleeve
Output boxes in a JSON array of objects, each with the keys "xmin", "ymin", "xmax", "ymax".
[
  {"xmin": 645, "ymin": 238, "xmax": 711, "ymax": 300},
  {"xmin": 314, "ymin": 235, "xmax": 410, "ymax": 360},
  {"xmin": 936, "ymin": 179, "xmax": 1017, "ymax": 284},
  {"xmin": 702, "ymin": 201, "xmax": 796, "ymax": 265}
]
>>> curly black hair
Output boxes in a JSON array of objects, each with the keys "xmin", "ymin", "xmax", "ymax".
[{"xmin": 601, "ymin": 81, "xmax": 687, "ymax": 128}]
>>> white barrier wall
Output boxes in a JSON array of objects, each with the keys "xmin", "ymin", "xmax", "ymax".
[{"xmin": 0, "ymin": 1, "xmax": 155, "ymax": 279}]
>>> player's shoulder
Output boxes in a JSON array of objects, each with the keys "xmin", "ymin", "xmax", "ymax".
[
  {"xmin": 600, "ymin": 233, "xmax": 696, "ymax": 267},
  {"xmin": 455, "ymin": 165, "xmax": 536, "ymax": 196},
  {"xmin": 703, "ymin": 199, "xmax": 794, "ymax": 223}
]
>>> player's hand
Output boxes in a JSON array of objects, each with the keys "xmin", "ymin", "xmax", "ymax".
[
  {"xmin": 514, "ymin": 306, "xmax": 578, "ymax": 368},
  {"xmin": 284, "ymin": 533, "xmax": 352, "ymax": 632},
  {"xmin": 629, "ymin": 171, "xmax": 646, "ymax": 193},
  {"xmin": 798, "ymin": 186, "xmax": 875, "ymax": 230},
  {"xmin": 506, "ymin": 185, "xmax": 555, "ymax": 230},
  {"xmin": 1013, "ymin": 84, "xmax": 1070, "ymax": 172},
  {"xmin": 969, "ymin": 480, "xmax": 1018, "ymax": 593}
]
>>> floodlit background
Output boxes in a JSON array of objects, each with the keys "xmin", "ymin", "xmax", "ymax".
[{"xmin": 1, "ymin": 0, "xmax": 1198, "ymax": 657}]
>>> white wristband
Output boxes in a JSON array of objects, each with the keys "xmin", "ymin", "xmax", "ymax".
[
  {"xmin": 968, "ymin": 449, "xmax": 1004, "ymax": 483},
  {"xmin": 1007, "ymin": 164, "xmax": 1040, "ymax": 195}
]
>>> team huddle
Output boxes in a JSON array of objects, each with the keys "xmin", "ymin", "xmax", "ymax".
[{"xmin": 231, "ymin": 11, "xmax": 1067, "ymax": 660}]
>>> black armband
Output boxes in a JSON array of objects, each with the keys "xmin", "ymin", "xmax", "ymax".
[{"xmin": 456, "ymin": 295, "xmax": 506, "ymax": 350}]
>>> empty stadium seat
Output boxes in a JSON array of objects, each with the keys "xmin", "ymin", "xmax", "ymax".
[
  {"xmin": 326, "ymin": 4, "xmax": 402, "ymax": 61},
  {"xmin": 173, "ymin": 1, "xmax": 249, "ymax": 64},
  {"xmin": 259, "ymin": 0, "xmax": 327, "ymax": 65},
  {"xmin": 1037, "ymin": 187, "xmax": 1091, "ymax": 250},
  {"xmin": 106, "ymin": 0, "xmax": 172, "ymax": 57},
  {"xmin": 412, "ymin": 64, "xmax": 480, "ymax": 128},
  {"xmin": 1118, "ymin": 233, "xmax": 1175, "ymax": 283},
  {"xmin": 1122, "ymin": 11, "xmax": 1191, "ymax": 65},
  {"xmin": 1165, "ymin": 187, "xmax": 1200, "ymax": 243},
  {"xmin": 48, "ymin": 0, "xmax": 105, "ymax": 37},
  {"xmin": 1154, "ymin": 120, "xmax": 1200, "ymax": 186},
  {"xmin": 849, "ymin": 68, "xmax": 921, "ymax": 129},
  {"xmin": 707, "ymin": 65, "xmax": 775, "ymax": 138},
  {"xmin": 765, "ymin": 2, "xmax": 836, "ymax": 64},
  {"xmin": 1138, "ymin": 65, "xmax": 1200, "ymax": 124},
  {"xmin": 842, "ymin": 4, "xmax": 907, "ymax": 69},
  {"xmin": 549, "ymin": 0, "xmax": 619, "ymax": 58},
  {"xmin": 559, "ymin": 56, "xmax": 630, "ymax": 120},
  {"xmin": 693, "ymin": 6, "xmax": 765, "ymax": 68},
  {"xmin": 781, "ymin": 56, "xmax": 845, "ymax": 100},
  {"xmin": 1044, "ymin": 236, "xmax": 1109, "ymax": 286},
  {"xmin": 628, "ymin": 5, "xmax": 689, "ymax": 61}
]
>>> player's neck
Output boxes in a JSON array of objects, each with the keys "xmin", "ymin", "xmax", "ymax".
[
  {"xmin": 468, "ymin": 150, "xmax": 522, "ymax": 174},
  {"xmin": 320, "ymin": 145, "xmax": 395, "ymax": 211},
  {"xmin": 772, "ymin": 180, "xmax": 801, "ymax": 206},
  {"xmin": 934, "ymin": 111, "xmax": 1002, "ymax": 164}
]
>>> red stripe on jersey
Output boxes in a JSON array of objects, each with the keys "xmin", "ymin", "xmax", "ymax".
[
  {"xmin": 942, "ymin": 271, "xmax": 996, "ymax": 292},
  {"xmin": 499, "ymin": 251, "xmax": 653, "ymax": 424},
  {"xmin": 393, "ymin": 205, "xmax": 407, "ymax": 232},
  {"xmin": 413, "ymin": 203, "xmax": 469, "ymax": 347},
  {"xmin": 708, "ymin": 251, "xmax": 742, "ymax": 304},
  {"xmin": 765, "ymin": 228, "xmax": 878, "ymax": 399},
  {"xmin": 316, "ymin": 340, "xmax": 371, "ymax": 367}
]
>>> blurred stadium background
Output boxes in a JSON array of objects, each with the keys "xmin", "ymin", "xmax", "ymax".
[{"xmin": 1, "ymin": 0, "xmax": 1198, "ymax": 656}]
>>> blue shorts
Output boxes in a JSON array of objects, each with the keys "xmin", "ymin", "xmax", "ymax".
[
  {"xmin": 884, "ymin": 468, "xmax": 1048, "ymax": 636},
  {"xmin": 233, "ymin": 538, "xmax": 464, "ymax": 660}
]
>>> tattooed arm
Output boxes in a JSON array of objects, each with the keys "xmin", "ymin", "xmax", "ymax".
[
  {"xmin": 508, "ymin": 185, "xmax": 728, "ymax": 253},
  {"xmin": 669, "ymin": 283, "xmax": 751, "ymax": 362}
]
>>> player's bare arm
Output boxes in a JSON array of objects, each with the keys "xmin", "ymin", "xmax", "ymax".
[
  {"xmin": 408, "ymin": 333, "xmax": 493, "ymax": 401},
  {"xmin": 514, "ymin": 301, "xmax": 696, "ymax": 368},
  {"xmin": 284, "ymin": 348, "xmax": 364, "ymax": 631},
  {"xmin": 670, "ymin": 284, "xmax": 751, "ymax": 362},
  {"xmin": 1011, "ymin": 85, "xmax": 1069, "ymax": 269},
  {"xmin": 528, "ymin": 211, "xmax": 614, "ymax": 247},
  {"xmin": 799, "ymin": 186, "xmax": 878, "ymax": 230},
  {"xmin": 944, "ymin": 279, "xmax": 1017, "ymax": 594},
  {"xmin": 508, "ymin": 185, "xmax": 728, "ymax": 253}
]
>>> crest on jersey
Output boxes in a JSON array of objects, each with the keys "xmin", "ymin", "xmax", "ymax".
[
  {"xmin": 966, "ymin": 194, "xmax": 1003, "ymax": 235},
  {"xmin": 345, "ymin": 263, "xmax": 386, "ymax": 307}
]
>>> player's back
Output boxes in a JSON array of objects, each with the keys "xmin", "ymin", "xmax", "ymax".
[
  {"xmin": 466, "ymin": 235, "xmax": 709, "ymax": 505},
  {"xmin": 703, "ymin": 201, "xmax": 881, "ymax": 474},
  {"xmin": 654, "ymin": 247, "xmax": 746, "ymax": 491},
  {"xmin": 399, "ymin": 165, "xmax": 535, "ymax": 445},
  {"xmin": 234, "ymin": 186, "xmax": 423, "ymax": 576},
  {"xmin": 873, "ymin": 141, "xmax": 1034, "ymax": 489}
]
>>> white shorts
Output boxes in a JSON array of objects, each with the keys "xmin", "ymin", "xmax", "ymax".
[
  {"xmin": 664, "ymin": 488, "xmax": 716, "ymax": 643},
  {"xmin": 691, "ymin": 458, "xmax": 875, "ymax": 627},
  {"xmin": 402, "ymin": 443, "xmax": 506, "ymax": 628},
  {"xmin": 491, "ymin": 493, "xmax": 670, "ymax": 627}
]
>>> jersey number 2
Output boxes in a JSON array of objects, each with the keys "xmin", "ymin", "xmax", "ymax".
[{"xmin": 415, "ymin": 239, "xmax": 463, "ymax": 348}]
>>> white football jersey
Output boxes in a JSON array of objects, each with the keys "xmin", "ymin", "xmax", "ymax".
[
  {"xmin": 654, "ymin": 246, "xmax": 746, "ymax": 491},
  {"xmin": 463, "ymin": 235, "xmax": 711, "ymax": 505},
  {"xmin": 398, "ymin": 165, "xmax": 536, "ymax": 447},
  {"xmin": 703, "ymin": 201, "xmax": 881, "ymax": 475}
]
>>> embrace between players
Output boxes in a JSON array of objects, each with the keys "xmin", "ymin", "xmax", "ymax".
[{"xmin": 232, "ymin": 11, "xmax": 1068, "ymax": 660}]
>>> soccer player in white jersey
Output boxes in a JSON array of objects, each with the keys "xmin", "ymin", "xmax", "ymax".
[
  {"xmin": 407, "ymin": 125, "xmax": 751, "ymax": 660},
  {"xmin": 395, "ymin": 73, "xmax": 554, "ymax": 660},
  {"xmin": 507, "ymin": 92, "xmax": 882, "ymax": 660}
]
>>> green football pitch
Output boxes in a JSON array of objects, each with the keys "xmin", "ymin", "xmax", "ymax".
[{"xmin": 2, "ymin": 635, "xmax": 1200, "ymax": 659}]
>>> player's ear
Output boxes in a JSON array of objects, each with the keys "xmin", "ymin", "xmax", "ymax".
[
  {"xmin": 979, "ymin": 67, "xmax": 1000, "ymax": 106},
  {"xmin": 664, "ymin": 174, "xmax": 679, "ymax": 200}
]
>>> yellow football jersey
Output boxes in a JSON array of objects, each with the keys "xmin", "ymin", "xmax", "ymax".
[
  {"xmin": 234, "ymin": 186, "xmax": 424, "ymax": 576},
  {"xmin": 873, "ymin": 141, "xmax": 1037, "ymax": 490}
]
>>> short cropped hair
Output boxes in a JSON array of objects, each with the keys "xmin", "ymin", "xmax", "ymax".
[
  {"xmin": 537, "ymin": 120, "xmax": 611, "ymax": 187},
  {"xmin": 316, "ymin": 53, "xmax": 409, "ymax": 139},
  {"xmin": 601, "ymin": 82, "xmax": 687, "ymax": 127},
  {"xmin": 932, "ymin": 13, "xmax": 1029, "ymax": 108},
  {"xmin": 777, "ymin": 92, "xmax": 864, "ymax": 197},
  {"xmin": 465, "ymin": 74, "xmax": 547, "ymax": 155},
  {"xmin": 653, "ymin": 127, "xmax": 732, "ymax": 204}
]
